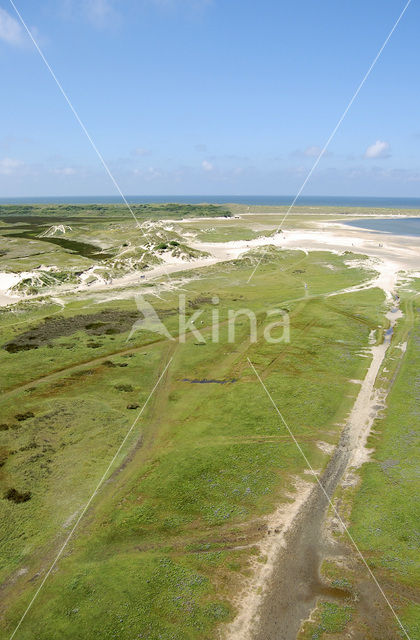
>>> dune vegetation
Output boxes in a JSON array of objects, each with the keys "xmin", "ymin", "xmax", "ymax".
[{"xmin": 0, "ymin": 205, "xmax": 418, "ymax": 639}]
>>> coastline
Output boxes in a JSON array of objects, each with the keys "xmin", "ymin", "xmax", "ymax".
[
  {"xmin": 1, "ymin": 206, "xmax": 418, "ymax": 639},
  {"xmin": 1, "ymin": 213, "xmax": 419, "ymax": 307}
]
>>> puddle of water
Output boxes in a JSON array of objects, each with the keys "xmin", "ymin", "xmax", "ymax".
[{"xmin": 182, "ymin": 378, "xmax": 237, "ymax": 384}]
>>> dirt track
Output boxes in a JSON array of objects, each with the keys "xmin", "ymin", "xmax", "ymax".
[{"xmin": 250, "ymin": 310, "xmax": 400, "ymax": 639}]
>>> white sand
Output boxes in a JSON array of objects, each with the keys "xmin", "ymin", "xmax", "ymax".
[
  {"xmin": 193, "ymin": 222, "xmax": 420, "ymax": 272},
  {"xmin": 2, "ymin": 218, "xmax": 419, "ymax": 306},
  {"xmin": 0, "ymin": 272, "xmax": 20, "ymax": 306},
  {"xmin": 221, "ymin": 478, "xmax": 314, "ymax": 640},
  {"xmin": 0, "ymin": 272, "xmax": 20, "ymax": 290},
  {"xmin": 220, "ymin": 220, "xmax": 419, "ymax": 640}
]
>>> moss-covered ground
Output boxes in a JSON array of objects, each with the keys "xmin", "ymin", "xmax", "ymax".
[{"xmin": 0, "ymin": 242, "xmax": 389, "ymax": 639}]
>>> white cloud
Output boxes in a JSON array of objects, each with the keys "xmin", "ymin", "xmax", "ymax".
[
  {"xmin": 365, "ymin": 140, "xmax": 391, "ymax": 159},
  {"xmin": 133, "ymin": 166, "xmax": 162, "ymax": 181},
  {"xmin": 85, "ymin": 0, "xmax": 116, "ymax": 27},
  {"xmin": 0, "ymin": 8, "xmax": 24, "ymax": 46},
  {"xmin": 202, "ymin": 160, "xmax": 213, "ymax": 171},
  {"xmin": 62, "ymin": 0, "xmax": 210, "ymax": 26},
  {"xmin": 0, "ymin": 157, "xmax": 22, "ymax": 175},
  {"xmin": 291, "ymin": 146, "xmax": 331, "ymax": 160},
  {"xmin": 60, "ymin": 0, "xmax": 118, "ymax": 28},
  {"xmin": 131, "ymin": 147, "xmax": 152, "ymax": 157},
  {"xmin": 304, "ymin": 145, "xmax": 322, "ymax": 158}
]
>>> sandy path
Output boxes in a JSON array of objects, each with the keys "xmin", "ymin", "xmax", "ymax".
[
  {"xmin": 1, "ymin": 218, "xmax": 419, "ymax": 306},
  {"xmin": 223, "ymin": 256, "xmax": 412, "ymax": 640},
  {"xmin": 1, "ymin": 215, "xmax": 418, "ymax": 637}
]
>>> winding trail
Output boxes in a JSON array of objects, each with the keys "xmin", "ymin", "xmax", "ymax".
[
  {"xmin": 253, "ymin": 311, "xmax": 400, "ymax": 640},
  {"xmin": 225, "ymin": 267, "xmax": 408, "ymax": 640}
]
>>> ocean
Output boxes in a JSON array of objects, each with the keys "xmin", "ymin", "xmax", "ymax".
[
  {"xmin": 345, "ymin": 217, "xmax": 420, "ymax": 237},
  {"xmin": 1, "ymin": 195, "xmax": 420, "ymax": 209}
]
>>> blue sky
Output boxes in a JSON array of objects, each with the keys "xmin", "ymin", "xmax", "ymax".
[{"xmin": 0, "ymin": 0, "xmax": 419, "ymax": 197}]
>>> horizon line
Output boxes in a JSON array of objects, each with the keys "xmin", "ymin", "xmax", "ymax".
[{"xmin": 1, "ymin": 194, "xmax": 420, "ymax": 201}]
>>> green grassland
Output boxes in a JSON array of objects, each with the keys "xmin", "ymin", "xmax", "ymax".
[
  {"xmin": 178, "ymin": 219, "xmax": 267, "ymax": 243},
  {"xmin": 299, "ymin": 600, "xmax": 354, "ymax": 639},
  {"xmin": 348, "ymin": 281, "xmax": 420, "ymax": 638},
  {"xmin": 3, "ymin": 202, "xmax": 419, "ymax": 300},
  {"xmin": 304, "ymin": 280, "xmax": 420, "ymax": 639},
  {"xmin": 0, "ymin": 202, "xmax": 231, "ymax": 220},
  {"xmin": 227, "ymin": 203, "xmax": 420, "ymax": 217},
  {"xmin": 0, "ymin": 244, "xmax": 389, "ymax": 639},
  {"xmin": 0, "ymin": 203, "xmax": 228, "ymax": 289}
]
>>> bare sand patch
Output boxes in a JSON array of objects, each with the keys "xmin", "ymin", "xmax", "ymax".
[{"xmin": 221, "ymin": 478, "xmax": 314, "ymax": 640}]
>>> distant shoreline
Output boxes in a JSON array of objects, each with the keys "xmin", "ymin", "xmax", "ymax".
[
  {"xmin": 344, "ymin": 216, "xmax": 420, "ymax": 237},
  {"xmin": 2, "ymin": 194, "xmax": 420, "ymax": 209}
]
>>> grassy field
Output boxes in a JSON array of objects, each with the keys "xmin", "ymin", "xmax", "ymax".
[
  {"xmin": 348, "ymin": 281, "xmax": 420, "ymax": 638},
  {"xmin": 0, "ymin": 245, "xmax": 388, "ymax": 639},
  {"xmin": 0, "ymin": 202, "xmax": 231, "ymax": 220},
  {"xmin": 299, "ymin": 280, "xmax": 420, "ymax": 639},
  {"xmin": 0, "ymin": 203, "xmax": 228, "ymax": 289}
]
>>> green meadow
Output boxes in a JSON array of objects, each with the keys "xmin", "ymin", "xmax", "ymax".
[
  {"xmin": 303, "ymin": 280, "xmax": 420, "ymax": 639},
  {"xmin": 347, "ymin": 280, "xmax": 420, "ymax": 639},
  {"xmin": 0, "ymin": 244, "xmax": 389, "ymax": 639}
]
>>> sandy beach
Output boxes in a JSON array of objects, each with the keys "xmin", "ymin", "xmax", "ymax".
[
  {"xmin": 193, "ymin": 219, "xmax": 420, "ymax": 273},
  {"xmin": 1, "ymin": 217, "xmax": 419, "ymax": 307}
]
